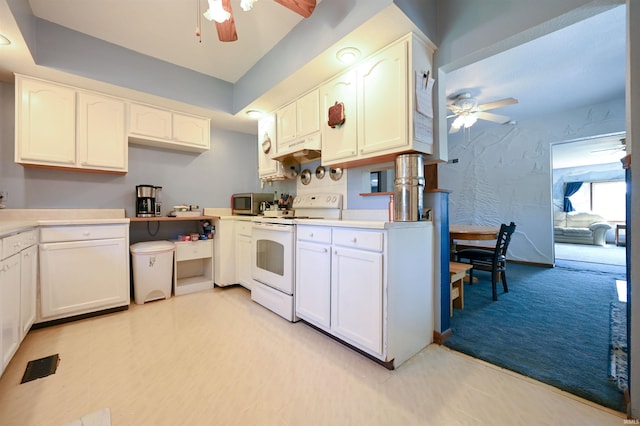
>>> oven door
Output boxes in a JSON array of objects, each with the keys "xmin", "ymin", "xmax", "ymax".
[{"xmin": 251, "ymin": 222, "xmax": 294, "ymax": 295}]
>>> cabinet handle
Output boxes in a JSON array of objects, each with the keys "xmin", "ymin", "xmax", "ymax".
[
  {"xmin": 83, "ymin": 231, "xmax": 91, "ymax": 236},
  {"xmin": 323, "ymin": 248, "xmax": 328, "ymax": 253},
  {"xmin": 351, "ymin": 237, "xmax": 357, "ymax": 243},
  {"xmin": 309, "ymin": 233, "xmax": 314, "ymax": 238}
]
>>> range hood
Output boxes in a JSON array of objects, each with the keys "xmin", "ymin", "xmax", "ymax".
[{"xmin": 272, "ymin": 133, "xmax": 321, "ymax": 164}]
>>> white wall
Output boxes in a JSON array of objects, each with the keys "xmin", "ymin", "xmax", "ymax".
[{"xmin": 440, "ymin": 97, "xmax": 625, "ymax": 265}]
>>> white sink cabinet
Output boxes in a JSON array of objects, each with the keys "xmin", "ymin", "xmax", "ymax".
[
  {"xmin": 38, "ymin": 224, "xmax": 129, "ymax": 323},
  {"xmin": 295, "ymin": 222, "xmax": 434, "ymax": 368}
]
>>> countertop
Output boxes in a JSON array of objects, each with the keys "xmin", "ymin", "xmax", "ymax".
[{"xmin": 0, "ymin": 209, "xmax": 130, "ymax": 238}]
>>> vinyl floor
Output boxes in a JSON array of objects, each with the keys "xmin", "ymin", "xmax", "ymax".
[{"xmin": 0, "ymin": 286, "xmax": 626, "ymax": 426}]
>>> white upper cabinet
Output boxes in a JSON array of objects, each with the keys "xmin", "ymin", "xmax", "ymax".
[
  {"xmin": 172, "ymin": 112, "xmax": 210, "ymax": 149},
  {"xmin": 16, "ymin": 77, "xmax": 77, "ymax": 167},
  {"xmin": 15, "ymin": 75, "xmax": 128, "ymax": 173},
  {"xmin": 321, "ymin": 32, "xmax": 435, "ymax": 167},
  {"xmin": 296, "ymin": 89, "xmax": 321, "ymax": 137},
  {"xmin": 276, "ymin": 89, "xmax": 320, "ymax": 154},
  {"xmin": 128, "ymin": 103, "xmax": 172, "ymax": 140},
  {"xmin": 77, "ymin": 92, "xmax": 128, "ymax": 171},
  {"xmin": 357, "ymin": 39, "xmax": 409, "ymax": 156},
  {"xmin": 128, "ymin": 103, "xmax": 210, "ymax": 152},
  {"xmin": 320, "ymin": 69, "xmax": 358, "ymax": 163},
  {"xmin": 258, "ymin": 113, "xmax": 286, "ymax": 179}
]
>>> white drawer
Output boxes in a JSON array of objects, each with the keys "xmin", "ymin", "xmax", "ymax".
[
  {"xmin": 1, "ymin": 229, "xmax": 38, "ymax": 259},
  {"xmin": 332, "ymin": 228, "xmax": 384, "ymax": 252},
  {"xmin": 40, "ymin": 224, "xmax": 127, "ymax": 243},
  {"xmin": 297, "ymin": 225, "xmax": 331, "ymax": 244},
  {"xmin": 175, "ymin": 239, "xmax": 213, "ymax": 261},
  {"xmin": 2, "ymin": 229, "xmax": 38, "ymax": 259},
  {"xmin": 236, "ymin": 221, "xmax": 252, "ymax": 236}
]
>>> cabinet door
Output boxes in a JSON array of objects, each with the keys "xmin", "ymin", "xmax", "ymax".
[
  {"xmin": 320, "ymin": 70, "xmax": 358, "ymax": 164},
  {"xmin": 213, "ymin": 219, "xmax": 236, "ymax": 286},
  {"xmin": 331, "ymin": 246, "xmax": 383, "ymax": 356},
  {"xmin": 172, "ymin": 113, "xmax": 210, "ymax": 149},
  {"xmin": 357, "ymin": 40, "xmax": 408, "ymax": 156},
  {"xmin": 20, "ymin": 245, "xmax": 37, "ymax": 341},
  {"xmin": 296, "ymin": 89, "xmax": 320, "ymax": 138},
  {"xmin": 77, "ymin": 92, "xmax": 127, "ymax": 171},
  {"xmin": 258, "ymin": 113, "xmax": 283, "ymax": 178},
  {"xmin": 39, "ymin": 238, "xmax": 129, "ymax": 320},
  {"xmin": 296, "ymin": 240, "xmax": 331, "ymax": 329},
  {"xmin": 276, "ymin": 101, "xmax": 297, "ymax": 150},
  {"xmin": 17, "ymin": 77, "xmax": 76, "ymax": 166},
  {"xmin": 236, "ymin": 234, "xmax": 253, "ymax": 290},
  {"xmin": 129, "ymin": 103, "xmax": 172, "ymax": 139},
  {"xmin": 1, "ymin": 253, "xmax": 21, "ymax": 371}
]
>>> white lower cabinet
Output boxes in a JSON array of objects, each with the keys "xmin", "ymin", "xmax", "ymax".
[
  {"xmin": 38, "ymin": 224, "xmax": 129, "ymax": 322},
  {"xmin": 235, "ymin": 220, "xmax": 254, "ymax": 290},
  {"xmin": 296, "ymin": 237, "xmax": 331, "ymax": 329},
  {"xmin": 174, "ymin": 239, "xmax": 214, "ymax": 295},
  {"xmin": 295, "ymin": 223, "xmax": 434, "ymax": 368},
  {"xmin": 331, "ymin": 246, "xmax": 383, "ymax": 356},
  {"xmin": 0, "ymin": 252, "xmax": 21, "ymax": 372},
  {"xmin": 212, "ymin": 217, "xmax": 236, "ymax": 286},
  {"xmin": 1, "ymin": 228, "xmax": 38, "ymax": 377},
  {"xmin": 20, "ymin": 245, "xmax": 37, "ymax": 340}
]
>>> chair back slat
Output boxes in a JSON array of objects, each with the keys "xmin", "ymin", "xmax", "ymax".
[{"xmin": 494, "ymin": 222, "xmax": 516, "ymax": 263}]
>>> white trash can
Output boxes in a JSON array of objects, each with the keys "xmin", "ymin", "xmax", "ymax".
[{"xmin": 130, "ymin": 241, "xmax": 175, "ymax": 304}]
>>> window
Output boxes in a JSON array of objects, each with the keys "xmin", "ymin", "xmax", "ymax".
[{"xmin": 570, "ymin": 180, "xmax": 626, "ymax": 221}]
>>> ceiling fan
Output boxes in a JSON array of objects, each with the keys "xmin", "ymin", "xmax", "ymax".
[
  {"xmin": 447, "ymin": 92, "xmax": 518, "ymax": 134},
  {"xmin": 200, "ymin": 0, "xmax": 317, "ymax": 42}
]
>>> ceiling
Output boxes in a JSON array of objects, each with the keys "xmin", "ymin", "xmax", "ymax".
[
  {"xmin": 0, "ymin": 1, "xmax": 627, "ymax": 154},
  {"xmin": 445, "ymin": 5, "xmax": 627, "ymax": 168},
  {"xmin": 27, "ymin": 0, "xmax": 321, "ymax": 84}
]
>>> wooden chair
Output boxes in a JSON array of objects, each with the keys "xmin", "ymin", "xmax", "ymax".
[{"xmin": 455, "ymin": 222, "xmax": 516, "ymax": 301}]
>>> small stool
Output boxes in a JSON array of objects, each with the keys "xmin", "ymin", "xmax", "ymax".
[{"xmin": 450, "ymin": 261, "xmax": 473, "ymax": 316}]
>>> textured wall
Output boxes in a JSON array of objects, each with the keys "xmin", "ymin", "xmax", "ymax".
[{"xmin": 439, "ymin": 97, "xmax": 625, "ymax": 265}]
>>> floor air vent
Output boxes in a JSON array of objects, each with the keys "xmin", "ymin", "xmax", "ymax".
[{"xmin": 21, "ymin": 354, "xmax": 60, "ymax": 384}]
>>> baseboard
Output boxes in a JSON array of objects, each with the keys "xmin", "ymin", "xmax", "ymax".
[{"xmin": 508, "ymin": 259, "xmax": 554, "ymax": 268}]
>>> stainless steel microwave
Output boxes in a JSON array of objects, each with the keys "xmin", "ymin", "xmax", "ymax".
[{"xmin": 231, "ymin": 193, "xmax": 273, "ymax": 215}]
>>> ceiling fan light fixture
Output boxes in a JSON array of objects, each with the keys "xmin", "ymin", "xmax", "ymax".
[
  {"xmin": 240, "ymin": 0, "xmax": 258, "ymax": 11},
  {"xmin": 337, "ymin": 47, "xmax": 360, "ymax": 64},
  {"xmin": 203, "ymin": 0, "xmax": 231, "ymax": 23}
]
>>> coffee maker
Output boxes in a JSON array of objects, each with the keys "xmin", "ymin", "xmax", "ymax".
[{"xmin": 136, "ymin": 185, "xmax": 157, "ymax": 217}]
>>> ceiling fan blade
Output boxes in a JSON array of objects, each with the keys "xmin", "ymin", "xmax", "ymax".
[
  {"xmin": 449, "ymin": 124, "xmax": 462, "ymax": 134},
  {"xmin": 215, "ymin": 0, "xmax": 238, "ymax": 42},
  {"xmin": 476, "ymin": 111, "xmax": 511, "ymax": 124},
  {"xmin": 274, "ymin": 0, "xmax": 317, "ymax": 18},
  {"xmin": 477, "ymin": 97, "xmax": 518, "ymax": 111}
]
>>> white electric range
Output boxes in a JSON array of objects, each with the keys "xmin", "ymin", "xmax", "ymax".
[{"xmin": 250, "ymin": 193, "xmax": 342, "ymax": 321}]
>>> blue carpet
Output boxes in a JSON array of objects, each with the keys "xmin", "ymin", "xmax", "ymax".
[{"xmin": 445, "ymin": 262, "xmax": 626, "ymax": 412}]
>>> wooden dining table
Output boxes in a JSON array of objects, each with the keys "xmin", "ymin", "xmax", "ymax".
[{"xmin": 449, "ymin": 224, "xmax": 500, "ymax": 255}]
